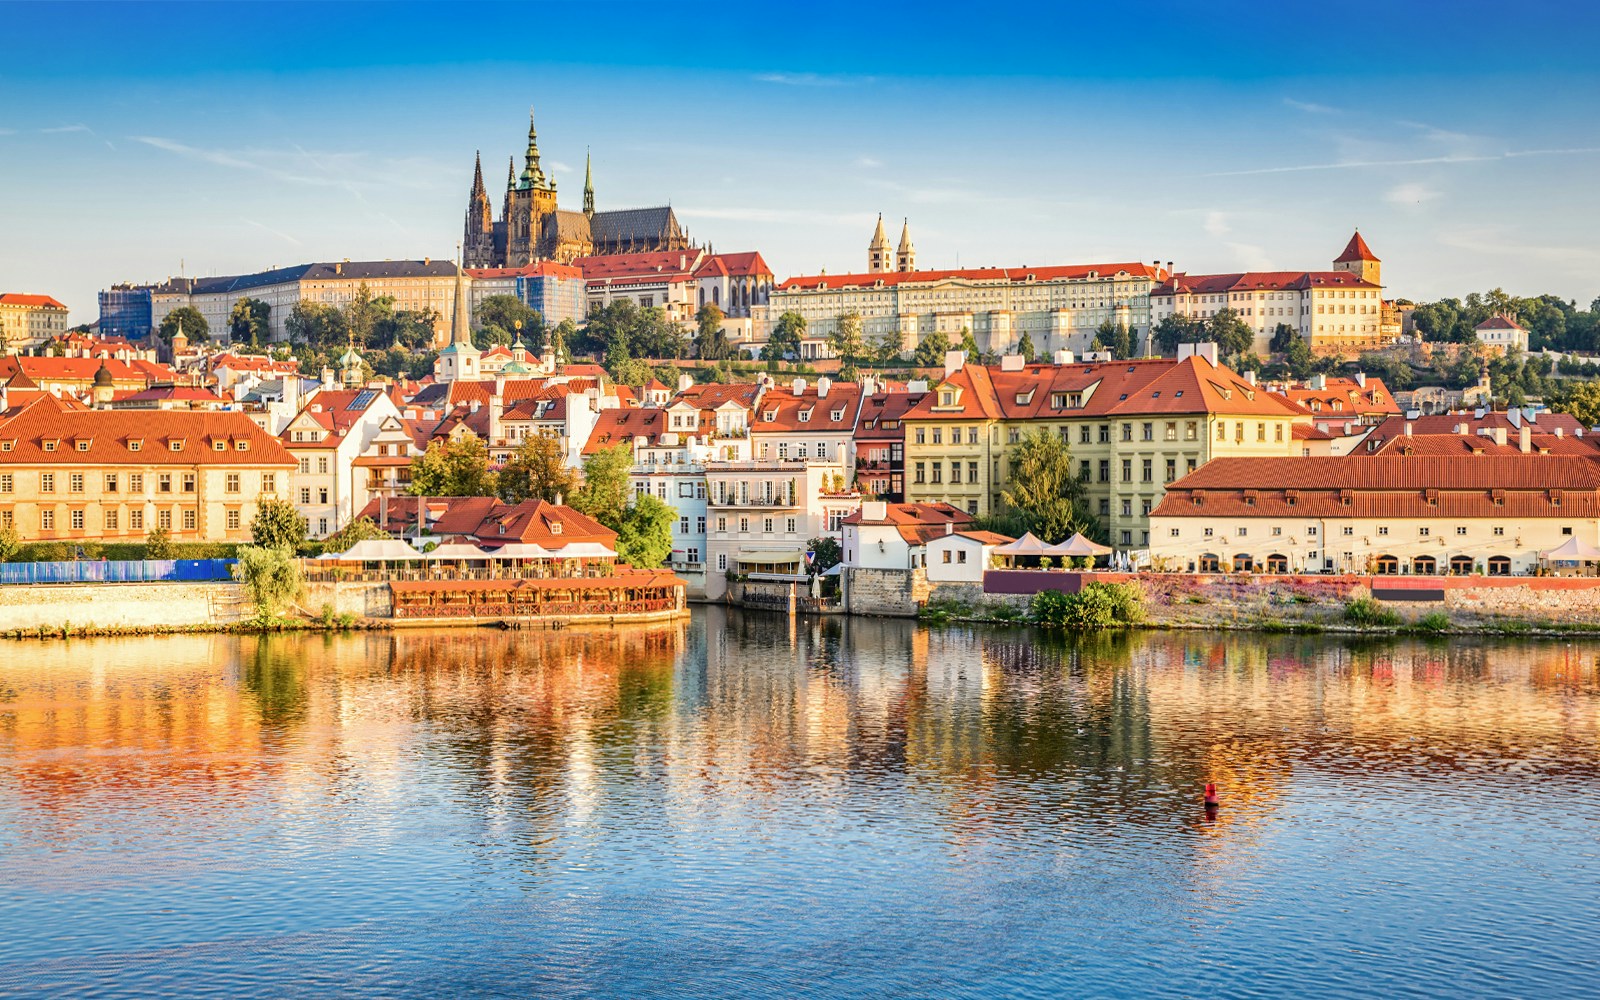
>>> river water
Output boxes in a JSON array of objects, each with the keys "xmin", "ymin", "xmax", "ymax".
[{"xmin": 1, "ymin": 609, "xmax": 1597, "ymax": 998}]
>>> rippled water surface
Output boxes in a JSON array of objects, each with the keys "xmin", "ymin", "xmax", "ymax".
[{"xmin": 2, "ymin": 609, "xmax": 1599, "ymax": 998}]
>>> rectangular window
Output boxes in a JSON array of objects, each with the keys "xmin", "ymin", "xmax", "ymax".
[
  {"xmin": 1141, "ymin": 422, "xmax": 1153, "ymax": 442},
  {"xmin": 1493, "ymin": 526, "xmax": 1505, "ymax": 536},
  {"xmin": 1141, "ymin": 459, "xmax": 1153, "ymax": 483},
  {"xmin": 679, "ymin": 516, "xmax": 690, "ymax": 534},
  {"xmin": 1080, "ymin": 426, "xmax": 1091, "ymax": 444},
  {"xmin": 1257, "ymin": 422, "xmax": 1266, "ymax": 442},
  {"xmin": 716, "ymin": 517, "xmax": 727, "ymax": 532},
  {"xmin": 1098, "ymin": 460, "xmax": 1109, "ymax": 483},
  {"xmin": 299, "ymin": 488, "xmax": 311, "ymax": 504},
  {"xmin": 717, "ymin": 553, "xmax": 727, "ymax": 570},
  {"xmin": 1342, "ymin": 526, "xmax": 1354, "ymax": 536},
  {"xmin": 1165, "ymin": 422, "xmax": 1177, "ymax": 442},
  {"xmin": 1236, "ymin": 526, "xmax": 1247, "ymax": 536},
  {"xmin": 942, "ymin": 550, "xmax": 952, "ymax": 564},
  {"xmin": 42, "ymin": 473, "xmax": 55, "ymax": 493},
  {"xmin": 1419, "ymin": 527, "xmax": 1430, "ymax": 537},
  {"xmin": 41, "ymin": 509, "xmax": 54, "ymax": 530},
  {"xmin": 104, "ymin": 509, "xmax": 119, "ymax": 531},
  {"xmin": 158, "ymin": 474, "xmax": 172, "ymax": 493},
  {"xmin": 182, "ymin": 509, "xmax": 196, "ymax": 531},
  {"xmin": 1186, "ymin": 422, "xmax": 1198, "ymax": 441},
  {"xmin": 967, "ymin": 427, "xmax": 978, "ymax": 445},
  {"xmin": 1120, "ymin": 499, "xmax": 1132, "ymax": 517},
  {"xmin": 1378, "ymin": 526, "xmax": 1389, "ymax": 536},
  {"xmin": 1119, "ymin": 530, "xmax": 1131, "ymax": 546},
  {"xmin": 1121, "ymin": 459, "xmax": 1132, "ymax": 482},
  {"xmin": 0, "ymin": 474, "xmax": 10, "ymax": 494},
  {"xmin": 1165, "ymin": 459, "xmax": 1177, "ymax": 482},
  {"xmin": 968, "ymin": 461, "xmax": 978, "ymax": 483},
  {"xmin": 931, "ymin": 464, "xmax": 943, "ymax": 484},
  {"xmin": 1216, "ymin": 423, "xmax": 1226, "ymax": 442},
  {"xmin": 1098, "ymin": 499, "xmax": 1110, "ymax": 517},
  {"xmin": 70, "ymin": 509, "xmax": 85, "ymax": 530},
  {"xmin": 130, "ymin": 473, "xmax": 143, "ymax": 493},
  {"xmin": 1170, "ymin": 528, "xmax": 1180, "ymax": 537},
  {"xmin": 915, "ymin": 428, "xmax": 925, "ymax": 444},
  {"xmin": 914, "ymin": 462, "xmax": 925, "ymax": 484},
  {"xmin": 1079, "ymin": 460, "xmax": 1091, "ymax": 482},
  {"xmin": 1456, "ymin": 526, "xmax": 1468, "ymax": 536},
  {"xmin": 739, "ymin": 517, "xmax": 749, "ymax": 532},
  {"xmin": 158, "ymin": 509, "xmax": 172, "ymax": 530},
  {"xmin": 317, "ymin": 457, "xmax": 329, "ymax": 475},
  {"xmin": 226, "ymin": 473, "xmax": 241, "ymax": 493},
  {"xmin": 1121, "ymin": 423, "xmax": 1133, "ymax": 442},
  {"xmin": 950, "ymin": 463, "xmax": 962, "ymax": 484},
  {"xmin": 261, "ymin": 473, "xmax": 275, "ymax": 493},
  {"xmin": 226, "ymin": 510, "xmax": 241, "ymax": 531},
  {"xmin": 763, "ymin": 517, "xmax": 774, "ymax": 533},
  {"xmin": 696, "ymin": 516, "xmax": 706, "ymax": 534},
  {"xmin": 787, "ymin": 517, "xmax": 797, "ymax": 533},
  {"xmin": 104, "ymin": 474, "xmax": 118, "ymax": 493},
  {"xmin": 130, "ymin": 509, "xmax": 144, "ymax": 531}
]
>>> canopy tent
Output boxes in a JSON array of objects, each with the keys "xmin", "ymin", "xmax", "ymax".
[
  {"xmin": 1541, "ymin": 536, "xmax": 1600, "ymax": 561},
  {"xmin": 735, "ymin": 549, "xmax": 804, "ymax": 565},
  {"xmin": 546, "ymin": 542, "xmax": 618, "ymax": 559},
  {"xmin": 993, "ymin": 532, "xmax": 1053, "ymax": 558},
  {"xmin": 480, "ymin": 543, "xmax": 557, "ymax": 560},
  {"xmin": 424, "ymin": 542, "xmax": 494, "ymax": 560},
  {"xmin": 1046, "ymin": 533, "xmax": 1113, "ymax": 558},
  {"xmin": 322, "ymin": 538, "xmax": 422, "ymax": 561}
]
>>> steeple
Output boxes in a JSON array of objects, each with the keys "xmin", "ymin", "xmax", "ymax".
[
  {"xmin": 519, "ymin": 106, "xmax": 550, "ymax": 191},
  {"xmin": 505, "ymin": 155, "xmax": 515, "ymax": 191},
  {"xmin": 471, "ymin": 150, "xmax": 486, "ymax": 200},
  {"xmin": 1332, "ymin": 228, "xmax": 1381, "ymax": 285},
  {"xmin": 583, "ymin": 148, "xmax": 595, "ymax": 217},
  {"xmin": 464, "ymin": 151, "xmax": 494, "ymax": 268},
  {"xmin": 868, "ymin": 213, "xmax": 891, "ymax": 273},
  {"xmin": 896, "ymin": 218, "xmax": 916, "ymax": 272},
  {"xmin": 451, "ymin": 246, "xmax": 472, "ymax": 347}
]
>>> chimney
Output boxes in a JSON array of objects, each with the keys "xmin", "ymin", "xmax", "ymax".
[
  {"xmin": 1493, "ymin": 426, "xmax": 1507, "ymax": 447},
  {"xmin": 862, "ymin": 500, "xmax": 887, "ymax": 521},
  {"xmin": 677, "ymin": 373, "xmax": 693, "ymax": 392},
  {"xmin": 1312, "ymin": 373, "xmax": 1327, "ymax": 391},
  {"xmin": 1000, "ymin": 354, "xmax": 1024, "ymax": 372},
  {"xmin": 1244, "ymin": 370, "xmax": 1257, "ymax": 386},
  {"xmin": 1052, "ymin": 349, "xmax": 1073, "ymax": 365},
  {"xmin": 489, "ymin": 389, "xmax": 503, "ymax": 445},
  {"xmin": 945, "ymin": 521, "xmax": 954, "ymax": 535},
  {"xmin": 817, "ymin": 376, "xmax": 831, "ymax": 398},
  {"xmin": 792, "ymin": 377, "xmax": 805, "ymax": 396},
  {"xmin": 495, "ymin": 374, "xmax": 506, "ymax": 398},
  {"xmin": 944, "ymin": 350, "xmax": 966, "ymax": 377},
  {"xmin": 1354, "ymin": 372, "xmax": 1367, "ymax": 387},
  {"xmin": 1404, "ymin": 422, "xmax": 1413, "ymax": 437},
  {"xmin": 1519, "ymin": 423, "xmax": 1531, "ymax": 453}
]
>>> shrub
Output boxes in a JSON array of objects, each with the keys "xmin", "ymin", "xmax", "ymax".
[
  {"xmin": 233, "ymin": 545, "xmax": 305, "ymax": 623},
  {"xmin": 1343, "ymin": 596, "xmax": 1399, "ymax": 628},
  {"xmin": 1030, "ymin": 582, "xmax": 1144, "ymax": 630},
  {"xmin": 0, "ymin": 522, "xmax": 21, "ymax": 562},
  {"xmin": 145, "ymin": 527, "xmax": 174, "ymax": 560},
  {"xmin": 1409, "ymin": 612, "xmax": 1451, "ymax": 634}
]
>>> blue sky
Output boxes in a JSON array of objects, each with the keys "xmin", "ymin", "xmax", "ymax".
[{"xmin": 3, "ymin": 0, "xmax": 1598, "ymax": 324}]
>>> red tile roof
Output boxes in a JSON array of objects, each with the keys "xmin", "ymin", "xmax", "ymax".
[
  {"xmin": 855, "ymin": 389, "xmax": 927, "ymax": 441},
  {"xmin": 695, "ymin": 251, "xmax": 772, "ymax": 279},
  {"xmin": 1153, "ymin": 271, "xmax": 1380, "ymax": 296},
  {"xmin": 0, "ymin": 404, "xmax": 295, "ymax": 466},
  {"xmin": 1476, "ymin": 315, "xmax": 1526, "ymax": 331},
  {"xmin": 582, "ymin": 407, "xmax": 671, "ymax": 454},
  {"xmin": 0, "ymin": 355, "xmax": 174, "ymax": 385},
  {"xmin": 576, "ymin": 251, "xmax": 701, "ymax": 280},
  {"xmin": 753, "ymin": 382, "xmax": 863, "ymax": 434},
  {"xmin": 1334, "ymin": 230, "xmax": 1379, "ymax": 264},
  {"xmin": 779, "ymin": 262, "xmax": 1163, "ymax": 292},
  {"xmin": 842, "ymin": 501, "xmax": 973, "ymax": 543},
  {"xmin": 0, "ymin": 293, "xmax": 68, "ymax": 309}
]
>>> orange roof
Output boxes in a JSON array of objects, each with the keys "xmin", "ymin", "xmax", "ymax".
[
  {"xmin": 842, "ymin": 501, "xmax": 974, "ymax": 544},
  {"xmin": 753, "ymin": 382, "xmax": 862, "ymax": 434},
  {"xmin": 1476, "ymin": 315, "xmax": 1526, "ymax": 330},
  {"xmin": 465, "ymin": 261, "xmax": 581, "ymax": 280},
  {"xmin": 1334, "ymin": 230, "xmax": 1379, "ymax": 264},
  {"xmin": 1275, "ymin": 376, "xmax": 1399, "ymax": 417},
  {"xmin": 0, "ymin": 355, "xmax": 173, "ymax": 385},
  {"xmin": 904, "ymin": 364, "xmax": 1001, "ymax": 421},
  {"xmin": 0, "ymin": 293, "xmax": 68, "ymax": 309},
  {"xmin": 577, "ymin": 250, "xmax": 701, "ymax": 280},
  {"xmin": 0, "ymin": 403, "xmax": 295, "ymax": 467},
  {"xmin": 582, "ymin": 407, "xmax": 672, "ymax": 454},
  {"xmin": 779, "ymin": 261, "xmax": 1163, "ymax": 292},
  {"xmin": 1154, "ymin": 271, "xmax": 1380, "ymax": 296},
  {"xmin": 855, "ymin": 389, "xmax": 927, "ymax": 441}
]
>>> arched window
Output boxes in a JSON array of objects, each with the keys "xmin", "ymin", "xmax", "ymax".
[
  {"xmin": 1265, "ymin": 553, "xmax": 1289, "ymax": 574},
  {"xmin": 712, "ymin": 286, "xmax": 720, "ymax": 307},
  {"xmin": 1449, "ymin": 555, "xmax": 1474, "ymax": 575},
  {"xmin": 1199, "ymin": 553, "xmax": 1221, "ymax": 573},
  {"xmin": 1488, "ymin": 555, "xmax": 1512, "ymax": 576},
  {"xmin": 1412, "ymin": 555, "xmax": 1437, "ymax": 575},
  {"xmin": 1374, "ymin": 554, "xmax": 1399, "ymax": 575},
  {"xmin": 1232, "ymin": 554, "xmax": 1255, "ymax": 573}
]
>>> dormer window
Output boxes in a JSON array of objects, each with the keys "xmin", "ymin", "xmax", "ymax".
[
  {"xmin": 763, "ymin": 409, "xmax": 777, "ymax": 422},
  {"xmin": 236, "ymin": 441, "xmax": 249, "ymax": 452},
  {"xmin": 170, "ymin": 439, "xmax": 184, "ymax": 452},
  {"xmin": 213, "ymin": 440, "xmax": 227, "ymax": 452},
  {"xmin": 798, "ymin": 409, "xmax": 812, "ymax": 422},
  {"xmin": 42, "ymin": 440, "xmax": 57, "ymax": 452},
  {"xmin": 940, "ymin": 391, "xmax": 954, "ymax": 406},
  {"xmin": 128, "ymin": 439, "xmax": 142, "ymax": 452},
  {"xmin": 0, "ymin": 440, "xmax": 11, "ymax": 452},
  {"xmin": 550, "ymin": 521, "xmax": 562, "ymax": 535},
  {"xmin": 1014, "ymin": 390, "xmax": 1034, "ymax": 405},
  {"xmin": 76, "ymin": 440, "xmax": 91, "ymax": 452}
]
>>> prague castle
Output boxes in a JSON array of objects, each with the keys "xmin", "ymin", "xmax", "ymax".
[{"xmin": 464, "ymin": 110, "xmax": 693, "ymax": 269}]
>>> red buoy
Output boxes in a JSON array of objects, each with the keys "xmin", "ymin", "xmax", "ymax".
[{"xmin": 1203, "ymin": 782, "xmax": 1220, "ymax": 807}]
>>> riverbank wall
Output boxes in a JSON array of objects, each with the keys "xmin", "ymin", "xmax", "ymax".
[{"xmin": 0, "ymin": 581, "xmax": 254, "ymax": 632}]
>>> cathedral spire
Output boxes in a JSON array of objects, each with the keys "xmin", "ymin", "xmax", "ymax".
[
  {"xmin": 583, "ymin": 147, "xmax": 595, "ymax": 217},
  {"xmin": 505, "ymin": 155, "xmax": 515, "ymax": 191},
  {"xmin": 471, "ymin": 150, "xmax": 486, "ymax": 199},
  {"xmin": 451, "ymin": 244, "xmax": 472, "ymax": 347},
  {"xmin": 896, "ymin": 218, "xmax": 916, "ymax": 272},
  {"xmin": 519, "ymin": 106, "xmax": 547, "ymax": 190}
]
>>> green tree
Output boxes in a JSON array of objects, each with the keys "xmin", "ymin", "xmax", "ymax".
[
  {"xmin": 1282, "ymin": 335, "xmax": 1314, "ymax": 376},
  {"xmin": 913, "ymin": 329, "xmax": 952, "ymax": 367},
  {"xmin": 228, "ymin": 297, "xmax": 271, "ymax": 347},
  {"xmin": 475, "ymin": 294, "xmax": 545, "ymax": 351},
  {"xmin": 615, "ymin": 493, "xmax": 673, "ymax": 568},
  {"xmin": 408, "ymin": 436, "xmax": 499, "ymax": 497},
  {"xmin": 958, "ymin": 327, "xmax": 982, "ymax": 363},
  {"xmin": 695, "ymin": 303, "xmax": 730, "ymax": 360},
  {"xmin": 343, "ymin": 282, "xmax": 391, "ymax": 350},
  {"xmin": 1092, "ymin": 320, "xmax": 1133, "ymax": 360},
  {"xmin": 763, "ymin": 311, "xmax": 806, "ymax": 362},
  {"xmin": 321, "ymin": 516, "xmax": 390, "ymax": 554},
  {"xmin": 158, "ymin": 306, "xmax": 209, "ymax": 343},
  {"xmin": 1152, "ymin": 314, "xmax": 1205, "ymax": 356},
  {"xmin": 807, "ymin": 536, "xmax": 842, "ymax": 574},
  {"xmin": 549, "ymin": 318, "xmax": 577, "ymax": 364},
  {"xmin": 251, "ymin": 496, "xmax": 309, "ymax": 550},
  {"xmin": 145, "ymin": 526, "xmax": 174, "ymax": 559},
  {"xmin": 499, "ymin": 433, "xmax": 580, "ymax": 504},
  {"xmin": 373, "ymin": 308, "xmax": 440, "ymax": 351},
  {"xmin": 829, "ymin": 312, "xmax": 865, "ymax": 365},
  {"xmin": 1015, "ymin": 331, "xmax": 1037, "ymax": 363},
  {"xmin": 870, "ymin": 329, "xmax": 903, "ymax": 365},
  {"xmin": 1555, "ymin": 380, "xmax": 1600, "ymax": 428},
  {"xmin": 0, "ymin": 520, "xmax": 20, "ymax": 562},
  {"xmin": 1206, "ymin": 308, "xmax": 1255, "ymax": 358},
  {"xmin": 569, "ymin": 443, "xmax": 633, "ymax": 527},
  {"xmin": 285, "ymin": 301, "xmax": 347, "ymax": 349},
  {"xmin": 233, "ymin": 545, "xmax": 305, "ymax": 622},
  {"xmin": 998, "ymin": 429, "xmax": 1095, "ymax": 543}
]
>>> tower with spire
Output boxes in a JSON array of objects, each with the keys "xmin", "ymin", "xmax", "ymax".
[
  {"xmin": 1332, "ymin": 229, "xmax": 1381, "ymax": 285},
  {"xmin": 583, "ymin": 148, "xmax": 595, "ymax": 217},
  {"xmin": 463, "ymin": 151, "xmax": 496, "ymax": 269},
  {"xmin": 868, "ymin": 214, "xmax": 892, "ymax": 273},
  {"xmin": 436, "ymin": 246, "xmax": 482, "ymax": 383},
  {"xmin": 895, "ymin": 218, "xmax": 916, "ymax": 272}
]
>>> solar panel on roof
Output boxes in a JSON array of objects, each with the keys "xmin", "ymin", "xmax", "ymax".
[{"xmin": 349, "ymin": 390, "xmax": 378, "ymax": 410}]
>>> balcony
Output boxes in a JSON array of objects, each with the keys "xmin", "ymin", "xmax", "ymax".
[{"xmin": 710, "ymin": 495, "xmax": 801, "ymax": 509}]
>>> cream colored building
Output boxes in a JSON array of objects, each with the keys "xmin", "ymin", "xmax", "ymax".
[
  {"xmin": 1149, "ymin": 455, "xmax": 1600, "ymax": 576},
  {"xmin": 1474, "ymin": 315, "xmax": 1530, "ymax": 355},
  {"xmin": 0, "ymin": 398, "xmax": 296, "ymax": 543},
  {"xmin": 1150, "ymin": 232, "xmax": 1390, "ymax": 356},
  {"xmin": 0, "ymin": 294, "xmax": 71, "ymax": 351},
  {"xmin": 704, "ymin": 459, "xmax": 861, "ymax": 599},
  {"xmin": 769, "ymin": 258, "xmax": 1170, "ymax": 359},
  {"xmin": 151, "ymin": 260, "xmax": 459, "ymax": 344}
]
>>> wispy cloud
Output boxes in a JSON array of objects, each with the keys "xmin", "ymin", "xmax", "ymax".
[
  {"xmin": 677, "ymin": 205, "xmax": 878, "ymax": 227},
  {"xmin": 1225, "ymin": 242, "xmax": 1273, "ymax": 271},
  {"xmin": 41, "ymin": 123, "xmax": 91, "ymax": 134},
  {"xmin": 1284, "ymin": 98, "xmax": 1343, "ymax": 115},
  {"xmin": 854, "ymin": 156, "xmax": 883, "ymax": 169},
  {"xmin": 1385, "ymin": 181, "xmax": 1442, "ymax": 206},
  {"xmin": 1204, "ymin": 147, "xmax": 1600, "ymax": 177},
  {"xmin": 242, "ymin": 218, "xmax": 302, "ymax": 246},
  {"xmin": 131, "ymin": 135, "xmax": 443, "ymax": 193},
  {"xmin": 0, "ymin": 128, "xmax": 16, "ymax": 136},
  {"xmin": 549, "ymin": 160, "xmax": 573, "ymax": 174},
  {"xmin": 755, "ymin": 71, "xmax": 874, "ymax": 87},
  {"xmin": 1202, "ymin": 210, "xmax": 1230, "ymax": 238},
  {"xmin": 1439, "ymin": 227, "xmax": 1600, "ymax": 267}
]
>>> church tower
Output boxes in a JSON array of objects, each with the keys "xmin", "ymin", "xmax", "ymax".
[
  {"xmin": 463, "ymin": 151, "xmax": 495, "ymax": 269},
  {"xmin": 896, "ymin": 218, "xmax": 917, "ymax": 272},
  {"xmin": 1333, "ymin": 230, "xmax": 1381, "ymax": 285},
  {"xmin": 437, "ymin": 247, "xmax": 482, "ymax": 383},
  {"xmin": 505, "ymin": 108, "xmax": 559, "ymax": 267},
  {"xmin": 868, "ymin": 214, "xmax": 892, "ymax": 273},
  {"xmin": 583, "ymin": 148, "xmax": 595, "ymax": 217}
]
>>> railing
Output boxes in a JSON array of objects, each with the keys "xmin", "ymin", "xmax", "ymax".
[
  {"xmin": 301, "ymin": 565, "xmax": 619, "ymax": 584},
  {"xmin": 394, "ymin": 597, "xmax": 679, "ymax": 619},
  {"xmin": 0, "ymin": 558, "xmax": 236, "ymax": 585}
]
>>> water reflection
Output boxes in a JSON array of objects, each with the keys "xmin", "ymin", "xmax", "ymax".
[{"xmin": 1, "ymin": 612, "xmax": 1598, "ymax": 997}]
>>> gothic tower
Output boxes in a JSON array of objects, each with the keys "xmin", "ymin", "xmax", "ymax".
[
  {"xmin": 1333, "ymin": 230, "xmax": 1381, "ymax": 285},
  {"xmin": 505, "ymin": 108, "xmax": 560, "ymax": 267},
  {"xmin": 463, "ymin": 151, "xmax": 495, "ymax": 269},
  {"xmin": 868, "ymin": 214, "xmax": 891, "ymax": 273},
  {"xmin": 896, "ymin": 218, "xmax": 916, "ymax": 272},
  {"xmin": 583, "ymin": 148, "xmax": 595, "ymax": 217}
]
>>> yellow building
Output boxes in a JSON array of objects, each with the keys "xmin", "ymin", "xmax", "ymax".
[
  {"xmin": 0, "ymin": 294, "xmax": 70, "ymax": 351},
  {"xmin": 0, "ymin": 398, "xmax": 296, "ymax": 543},
  {"xmin": 1150, "ymin": 455, "xmax": 1600, "ymax": 575},
  {"xmin": 903, "ymin": 346, "xmax": 1303, "ymax": 546}
]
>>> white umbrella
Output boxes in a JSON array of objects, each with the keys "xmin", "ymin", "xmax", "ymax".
[
  {"xmin": 1542, "ymin": 536, "xmax": 1600, "ymax": 560},
  {"xmin": 329, "ymin": 538, "xmax": 421, "ymax": 561},
  {"xmin": 1045, "ymin": 532, "xmax": 1113, "ymax": 558},
  {"xmin": 993, "ymin": 532, "xmax": 1052, "ymax": 557},
  {"xmin": 424, "ymin": 542, "xmax": 492, "ymax": 560}
]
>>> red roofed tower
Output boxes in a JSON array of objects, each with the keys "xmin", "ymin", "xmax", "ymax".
[{"xmin": 1332, "ymin": 230, "xmax": 1381, "ymax": 285}]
